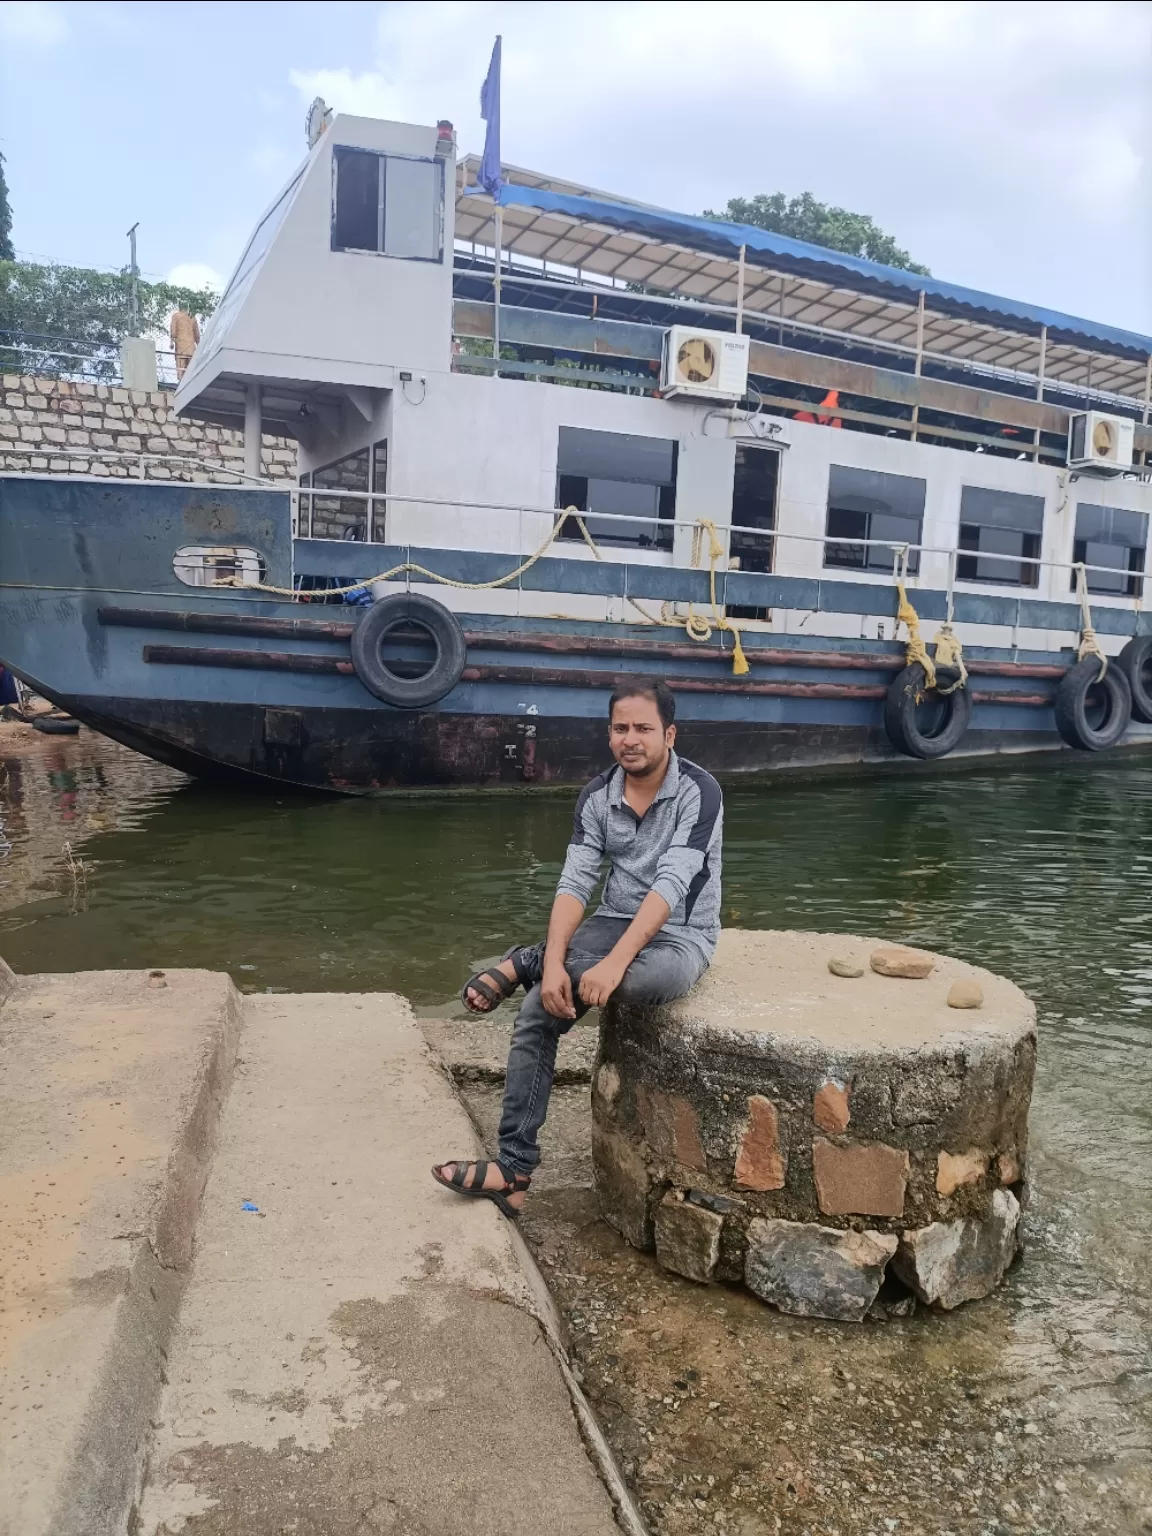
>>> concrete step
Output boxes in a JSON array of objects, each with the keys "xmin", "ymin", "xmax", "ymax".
[
  {"xmin": 419, "ymin": 1015, "xmax": 598, "ymax": 1086},
  {"xmin": 0, "ymin": 963, "xmax": 241, "ymax": 1536},
  {"xmin": 136, "ymin": 993, "xmax": 627, "ymax": 1536}
]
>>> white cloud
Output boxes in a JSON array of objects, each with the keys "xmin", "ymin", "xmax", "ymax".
[
  {"xmin": 284, "ymin": 0, "xmax": 1151, "ymax": 329},
  {"xmin": 0, "ymin": 0, "xmax": 68, "ymax": 45},
  {"xmin": 166, "ymin": 262, "xmax": 225, "ymax": 294},
  {"xmin": 288, "ymin": 66, "xmax": 398, "ymax": 121}
]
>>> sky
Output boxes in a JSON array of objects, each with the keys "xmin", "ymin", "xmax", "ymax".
[{"xmin": 1, "ymin": 0, "xmax": 1149, "ymax": 333}]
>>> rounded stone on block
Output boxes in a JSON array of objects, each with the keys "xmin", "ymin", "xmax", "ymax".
[
  {"xmin": 870, "ymin": 946, "xmax": 934, "ymax": 979},
  {"xmin": 592, "ymin": 929, "xmax": 1036, "ymax": 1321},
  {"xmin": 827, "ymin": 957, "xmax": 865, "ymax": 979},
  {"xmin": 947, "ymin": 979, "xmax": 984, "ymax": 1009}
]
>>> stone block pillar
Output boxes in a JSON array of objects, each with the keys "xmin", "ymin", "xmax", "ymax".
[{"xmin": 591, "ymin": 929, "xmax": 1036, "ymax": 1320}]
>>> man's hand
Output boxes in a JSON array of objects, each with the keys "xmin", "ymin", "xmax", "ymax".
[
  {"xmin": 541, "ymin": 960, "xmax": 577, "ymax": 1020},
  {"xmin": 578, "ymin": 956, "xmax": 629, "ymax": 1008}
]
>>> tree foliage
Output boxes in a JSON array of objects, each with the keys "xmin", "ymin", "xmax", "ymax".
[
  {"xmin": 0, "ymin": 153, "xmax": 13, "ymax": 263},
  {"xmin": 0, "ymin": 261, "xmax": 219, "ymax": 378},
  {"xmin": 704, "ymin": 191, "xmax": 930, "ymax": 276}
]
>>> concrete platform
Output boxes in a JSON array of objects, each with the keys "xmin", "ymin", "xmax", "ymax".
[
  {"xmin": 136, "ymin": 993, "xmax": 623, "ymax": 1536},
  {"xmin": 1, "ymin": 971, "xmax": 634, "ymax": 1536},
  {"xmin": 0, "ymin": 964, "xmax": 240, "ymax": 1536}
]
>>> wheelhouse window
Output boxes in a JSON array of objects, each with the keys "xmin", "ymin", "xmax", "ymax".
[
  {"xmin": 332, "ymin": 146, "xmax": 444, "ymax": 262},
  {"xmin": 556, "ymin": 427, "xmax": 677, "ymax": 551},
  {"xmin": 956, "ymin": 487, "xmax": 1043, "ymax": 588},
  {"xmin": 824, "ymin": 466, "xmax": 925, "ymax": 575},
  {"xmin": 1072, "ymin": 504, "xmax": 1147, "ymax": 598},
  {"xmin": 300, "ymin": 440, "xmax": 388, "ymax": 543}
]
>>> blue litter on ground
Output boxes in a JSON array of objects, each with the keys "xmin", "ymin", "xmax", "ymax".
[{"xmin": 241, "ymin": 1200, "xmax": 260, "ymax": 1212}]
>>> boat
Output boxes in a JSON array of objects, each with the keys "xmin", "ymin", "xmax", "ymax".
[{"xmin": 0, "ymin": 108, "xmax": 1150, "ymax": 793}]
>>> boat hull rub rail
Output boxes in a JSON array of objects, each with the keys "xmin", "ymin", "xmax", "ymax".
[
  {"xmin": 139, "ymin": 645, "xmax": 1056, "ymax": 707},
  {"xmin": 100, "ymin": 608, "xmax": 1069, "ymax": 682}
]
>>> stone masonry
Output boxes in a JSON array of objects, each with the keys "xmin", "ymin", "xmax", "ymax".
[
  {"xmin": 591, "ymin": 929, "xmax": 1037, "ymax": 1322},
  {"xmin": 0, "ymin": 374, "xmax": 296, "ymax": 483}
]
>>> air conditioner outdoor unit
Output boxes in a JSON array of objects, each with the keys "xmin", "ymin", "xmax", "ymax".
[
  {"xmin": 661, "ymin": 327, "xmax": 750, "ymax": 401},
  {"xmin": 1067, "ymin": 411, "xmax": 1134, "ymax": 473}
]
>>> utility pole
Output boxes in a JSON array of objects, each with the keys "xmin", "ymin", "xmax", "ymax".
[{"xmin": 126, "ymin": 223, "xmax": 140, "ymax": 334}]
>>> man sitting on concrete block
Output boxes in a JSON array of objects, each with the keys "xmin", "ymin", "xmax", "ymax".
[{"xmin": 433, "ymin": 677, "xmax": 723, "ymax": 1216}]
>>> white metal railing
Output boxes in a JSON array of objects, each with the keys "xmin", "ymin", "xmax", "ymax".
[
  {"xmin": 2, "ymin": 447, "xmax": 1145, "ymax": 600},
  {"xmin": 453, "ymin": 251, "xmax": 1150, "ymax": 417},
  {"xmin": 294, "ymin": 483, "xmax": 1145, "ymax": 598}
]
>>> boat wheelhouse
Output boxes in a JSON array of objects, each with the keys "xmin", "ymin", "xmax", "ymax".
[{"xmin": 0, "ymin": 110, "xmax": 1150, "ymax": 790}]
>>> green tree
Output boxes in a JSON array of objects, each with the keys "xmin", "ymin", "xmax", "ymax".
[
  {"xmin": 704, "ymin": 191, "xmax": 930, "ymax": 275},
  {"xmin": 0, "ymin": 152, "xmax": 13, "ymax": 263},
  {"xmin": 0, "ymin": 261, "xmax": 218, "ymax": 378}
]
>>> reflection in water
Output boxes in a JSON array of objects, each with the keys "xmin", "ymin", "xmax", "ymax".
[{"xmin": 0, "ymin": 731, "xmax": 1150, "ymax": 1508}]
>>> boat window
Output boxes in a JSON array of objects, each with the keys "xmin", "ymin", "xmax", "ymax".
[
  {"xmin": 956, "ymin": 487, "xmax": 1043, "ymax": 588},
  {"xmin": 173, "ymin": 547, "xmax": 266, "ymax": 588},
  {"xmin": 1072, "ymin": 503, "xmax": 1147, "ymax": 598},
  {"xmin": 300, "ymin": 440, "xmax": 388, "ymax": 543},
  {"xmin": 824, "ymin": 466, "xmax": 925, "ymax": 575},
  {"xmin": 555, "ymin": 427, "xmax": 677, "ymax": 551},
  {"xmin": 728, "ymin": 444, "xmax": 779, "ymax": 620},
  {"xmin": 332, "ymin": 146, "xmax": 444, "ymax": 262}
]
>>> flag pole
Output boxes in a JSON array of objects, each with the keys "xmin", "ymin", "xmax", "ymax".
[{"xmin": 493, "ymin": 204, "xmax": 502, "ymax": 371}]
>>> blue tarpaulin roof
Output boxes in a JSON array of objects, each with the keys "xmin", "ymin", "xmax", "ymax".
[{"xmin": 486, "ymin": 183, "xmax": 1151, "ymax": 363}]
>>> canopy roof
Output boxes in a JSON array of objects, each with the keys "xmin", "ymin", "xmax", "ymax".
[{"xmin": 456, "ymin": 159, "xmax": 1152, "ymax": 404}]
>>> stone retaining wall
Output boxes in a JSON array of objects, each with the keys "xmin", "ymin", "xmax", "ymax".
[{"xmin": 0, "ymin": 374, "xmax": 296, "ymax": 483}]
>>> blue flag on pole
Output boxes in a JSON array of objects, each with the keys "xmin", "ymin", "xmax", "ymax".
[{"xmin": 475, "ymin": 35, "xmax": 503, "ymax": 199}]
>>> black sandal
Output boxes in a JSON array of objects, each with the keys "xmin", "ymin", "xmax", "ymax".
[
  {"xmin": 460, "ymin": 945, "xmax": 529, "ymax": 1015},
  {"xmin": 431, "ymin": 1159, "xmax": 531, "ymax": 1220}
]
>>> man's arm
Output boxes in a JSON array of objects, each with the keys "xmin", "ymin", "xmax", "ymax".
[
  {"xmin": 540, "ymin": 892, "xmax": 587, "ymax": 1019},
  {"xmin": 544, "ymin": 774, "xmax": 609, "ymax": 1018},
  {"xmin": 577, "ymin": 889, "xmax": 670, "ymax": 1006}
]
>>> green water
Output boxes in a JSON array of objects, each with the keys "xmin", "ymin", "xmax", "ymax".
[{"xmin": 2, "ymin": 732, "xmax": 1150, "ymax": 1485}]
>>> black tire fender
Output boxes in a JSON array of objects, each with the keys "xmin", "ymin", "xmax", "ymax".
[
  {"xmin": 883, "ymin": 662, "xmax": 972, "ymax": 760},
  {"xmin": 1116, "ymin": 635, "xmax": 1152, "ymax": 724},
  {"xmin": 350, "ymin": 593, "xmax": 466, "ymax": 708},
  {"xmin": 1053, "ymin": 656, "xmax": 1132, "ymax": 750}
]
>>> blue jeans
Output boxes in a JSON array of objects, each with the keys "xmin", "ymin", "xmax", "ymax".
[{"xmin": 497, "ymin": 915, "xmax": 708, "ymax": 1176}]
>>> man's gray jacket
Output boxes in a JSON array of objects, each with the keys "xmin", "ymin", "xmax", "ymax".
[{"xmin": 556, "ymin": 751, "xmax": 723, "ymax": 959}]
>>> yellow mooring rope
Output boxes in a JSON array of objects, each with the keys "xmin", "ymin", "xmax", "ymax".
[
  {"xmin": 688, "ymin": 519, "xmax": 750, "ymax": 675},
  {"xmin": 218, "ymin": 510, "xmax": 752, "ymax": 677},
  {"xmin": 1073, "ymin": 561, "xmax": 1108, "ymax": 680},
  {"xmin": 894, "ymin": 548, "xmax": 967, "ymax": 696}
]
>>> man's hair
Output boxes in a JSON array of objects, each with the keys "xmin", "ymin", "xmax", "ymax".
[{"xmin": 608, "ymin": 676, "xmax": 676, "ymax": 729}]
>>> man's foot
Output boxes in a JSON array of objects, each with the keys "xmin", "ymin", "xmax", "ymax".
[
  {"xmin": 462, "ymin": 956, "xmax": 520, "ymax": 1014},
  {"xmin": 431, "ymin": 1160, "xmax": 530, "ymax": 1214}
]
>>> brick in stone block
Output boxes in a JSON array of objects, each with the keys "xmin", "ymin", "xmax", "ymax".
[
  {"xmin": 638, "ymin": 1086, "xmax": 707, "ymax": 1172},
  {"xmin": 935, "ymin": 1148, "xmax": 987, "ymax": 1197},
  {"xmin": 745, "ymin": 1218, "xmax": 897, "ymax": 1322},
  {"xmin": 892, "ymin": 1189, "xmax": 1020, "ymax": 1309},
  {"xmin": 655, "ymin": 1193, "xmax": 723, "ymax": 1283},
  {"xmin": 812, "ymin": 1137, "xmax": 909, "ymax": 1218},
  {"xmin": 813, "ymin": 1079, "xmax": 850, "ymax": 1134},
  {"xmin": 998, "ymin": 1151, "xmax": 1021, "ymax": 1185},
  {"xmin": 733, "ymin": 1095, "xmax": 786, "ymax": 1191},
  {"xmin": 591, "ymin": 1123, "xmax": 654, "ymax": 1249}
]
